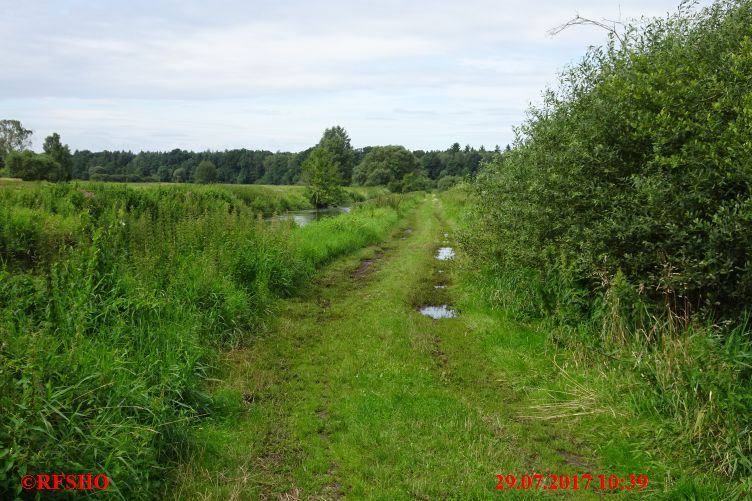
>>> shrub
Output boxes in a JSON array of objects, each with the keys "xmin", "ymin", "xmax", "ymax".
[{"xmin": 463, "ymin": 0, "xmax": 752, "ymax": 479}]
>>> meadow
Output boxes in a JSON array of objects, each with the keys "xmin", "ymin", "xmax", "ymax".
[{"xmin": 0, "ymin": 181, "xmax": 409, "ymax": 499}]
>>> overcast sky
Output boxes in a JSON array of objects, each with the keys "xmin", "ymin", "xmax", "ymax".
[{"xmin": 1, "ymin": 0, "xmax": 712, "ymax": 152}]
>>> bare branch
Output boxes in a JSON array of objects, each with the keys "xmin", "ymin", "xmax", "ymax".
[{"xmin": 548, "ymin": 14, "xmax": 626, "ymax": 45}]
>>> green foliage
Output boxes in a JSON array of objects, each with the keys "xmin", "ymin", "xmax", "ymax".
[
  {"xmin": 300, "ymin": 126, "xmax": 357, "ymax": 206},
  {"xmin": 436, "ymin": 175, "xmax": 462, "ymax": 191},
  {"xmin": 0, "ymin": 120, "xmax": 33, "ymax": 167},
  {"xmin": 319, "ymin": 126, "xmax": 355, "ymax": 184},
  {"xmin": 194, "ymin": 159, "xmax": 218, "ymax": 184},
  {"xmin": 42, "ymin": 133, "xmax": 73, "ymax": 180},
  {"xmin": 352, "ymin": 145, "xmax": 423, "ymax": 191},
  {"xmin": 301, "ymin": 145, "xmax": 345, "ymax": 208},
  {"xmin": 464, "ymin": 0, "xmax": 752, "ymax": 479},
  {"xmin": 400, "ymin": 171, "xmax": 433, "ymax": 192},
  {"xmin": 68, "ymin": 141, "xmax": 492, "ymax": 187},
  {"xmin": 0, "ymin": 182, "xmax": 413, "ymax": 498},
  {"xmin": 172, "ymin": 167, "xmax": 187, "ymax": 183},
  {"xmin": 5, "ymin": 151, "xmax": 68, "ymax": 181},
  {"xmin": 472, "ymin": 1, "xmax": 752, "ymax": 320}
]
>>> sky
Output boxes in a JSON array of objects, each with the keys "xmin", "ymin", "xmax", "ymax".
[{"xmin": 0, "ymin": 0, "xmax": 713, "ymax": 153}]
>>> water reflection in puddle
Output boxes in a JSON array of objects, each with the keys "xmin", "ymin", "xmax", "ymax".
[
  {"xmin": 436, "ymin": 247, "xmax": 455, "ymax": 260},
  {"xmin": 265, "ymin": 207, "xmax": 350, "ymax": 227},
  {"xmin": 419, "ymin": 305, "xmax": 458, "ymax": 319}
]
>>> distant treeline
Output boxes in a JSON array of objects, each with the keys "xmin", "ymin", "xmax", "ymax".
[{"xmin": 71, "ymin": 143, "xmax": 500, "ymax": 186}]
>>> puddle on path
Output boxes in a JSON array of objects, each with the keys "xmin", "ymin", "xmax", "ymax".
[
  {"xmin": 436, "ymin": 247, "xmax": 455, "ymax": 260},
  {"xmin": 419, "ymin": 305, "xmax": 458, "ymax": 319}
]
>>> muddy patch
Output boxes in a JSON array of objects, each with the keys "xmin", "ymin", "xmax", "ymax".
[
  {"xmin": 419, "ymin": 305, "xmax": 458, "ymax": 319},
  {"xmin": 556, "ymin": 449, "xmax": 597, "ymax": 470},
  {"xmin": 323, "ymin": 462, "xmax": 344, "ymax": 499},
  {"xmin": 277, "ymin": 488, "xmax": 302, "ymax": 500},
  {"xmin": 351, "ymin": 252, "xmax": 384, "ymax": 279},
  {"xmin": 431, "ymin": 335, "xmax": 449, "ymax": 369}
]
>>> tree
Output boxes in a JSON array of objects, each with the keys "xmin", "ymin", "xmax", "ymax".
[
  {"xmin": 0, "ymin": 120, "xmax": 33, "ymax": 167},
  {"xmin": 42, "ymin": 133, "xmax": 72, "ymax": 180},
  {"xmin": 194, "ymin": 160, "xmax": 218, "ymax": 184},
  {"xmin": 352, "ymin": 145, "xmax": 421, "ymax": 190},
  {"xmin": 301, "ymin": 146, "xmax": 344, "ymax": 208},
  {"xmin": 236, "ymin": 167, "xmax": 252, "ymax": 184},
  {"xmin": 318, "ymin": 126, "xmax": 355, "ymax": 184},
  {"xmin": 156, "ymin": 165, "xmax": 171, "ymax": 182},
  {"xmin": 421, "ymin": 152, "xmax": 444, "ymax": 180},
  {"xmin": 401, "ymin": 172, "xmax": 433, "ymax": 192},
  {"xmin": 6, "ymin": 151, "xmax": 66, "ymax": 181},
  {"xmin": 172, "ymin": 167, "xmax": 188, "ymax": 183}
]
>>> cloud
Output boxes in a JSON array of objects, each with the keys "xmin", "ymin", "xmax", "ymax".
[{"xmin": 0, "ymin": 0, "xmax": 715, "ymax": 151}]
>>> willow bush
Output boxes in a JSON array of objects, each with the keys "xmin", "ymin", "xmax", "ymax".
[{"xmin": 464, "ymin": 0, "xmax": 752, "ymax": 478}]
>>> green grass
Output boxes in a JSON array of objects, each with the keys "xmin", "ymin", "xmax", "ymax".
[
  {"xmin": 170, "ymin": 194, "xmax": 741, "ymax": 499},
  {"xmin": 1, "ymin": 183, "xmax": 743, "ymax": 499},
  {"xmin": 0, "ymin": 181, "xmax": 416, "ymax": 499}
]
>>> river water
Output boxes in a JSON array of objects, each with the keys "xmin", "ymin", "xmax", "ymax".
[{"xmin": 265, "ymin": 207, "xmax": 351, "ymax": 227}]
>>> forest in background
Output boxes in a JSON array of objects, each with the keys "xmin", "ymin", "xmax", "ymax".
[
  {"xmin": 68, "ymin": 142, "xmax": 494, "ymax": 188},
  {"xmin": 0, "ymin": 120, "xmax": 496, "ymax": 191}
]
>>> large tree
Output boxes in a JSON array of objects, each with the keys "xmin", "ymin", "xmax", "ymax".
[
  {"xmin": 0, "ymin": 119, "xmax": 33, "ymax": 167},
  {"xmin": 194, "ymin": 160, "xmax": 218, "ymax": 184},
  {"xmin": 318, "ymin": 126, "xmax": 354, "ymax": 185},
  {"xmin": 352, "ymin": 145, "xmax": 421, "ymax": 191},
  {"xmin": 42, "ymin": 133, "xmax": 73, "ymax": 180},
  {"xmin": 301, "ymin": 146, "xmax": 344, "ymax": 208}
]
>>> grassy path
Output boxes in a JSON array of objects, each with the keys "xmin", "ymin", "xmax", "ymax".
[{"xmin": 171, "ymin": 197, "xmax": 653, "ymax": 499}]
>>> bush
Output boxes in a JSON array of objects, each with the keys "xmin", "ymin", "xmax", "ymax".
[
  {"xmin": 401, "ymin": 172, "xmax": 433, "ymax": 192},
  {"xmin": 437, "ymin": 175, "xmax": 462, "ymax": 191},
  {"xmin": 469, "ymin": 0, "xmax": 752, "ymax": 322},
  {"xmin": 6, "ymin": 151, "xmax": 67, "ymax": 181},
  {"xmin": 463, "ymin": 0, "xmax": 752, "ymax": 479}
]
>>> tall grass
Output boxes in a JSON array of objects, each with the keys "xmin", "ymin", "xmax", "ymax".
[
  {"xmin": 0, "ymin": 181, "xmax": 416, "ymax": 499},
  {"xmin": 455, "ymin": 250, "xmax": 752, "ymax": 482}
]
